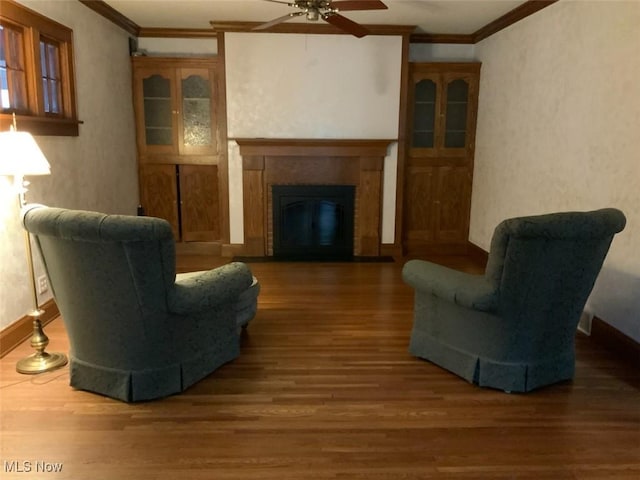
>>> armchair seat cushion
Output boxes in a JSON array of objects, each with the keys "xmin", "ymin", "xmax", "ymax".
[{"xmin": 176, "ymin": 271, "xmax": 260, "ymax": 328}]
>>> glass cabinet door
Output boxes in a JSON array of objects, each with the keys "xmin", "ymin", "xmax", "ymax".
[
  {"xmin": 443, "ymin": 78, "xmax": 470, "ymax": 149},
  {"xmin": 142, "ymin": 73, "xmax": 175, "ymax": 148},
  {"xmin": 412, "ymin": 78, "xmax": 437, "ymax": 149},
  {"xmin": 178, "ymin": 68, "xmax": 216, "ymax": 155},
  {"xmin": 182, "ymin": 74, "xmax": 211, "ymax": 147}
]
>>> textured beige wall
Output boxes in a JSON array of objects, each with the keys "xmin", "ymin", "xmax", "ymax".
[
  {"xmin": 472, "ymin": 1, "xmax": 640, "ymax": 340},
  {"xmin": 0, "ymin": 1, "xmax": 138, "ymax": 330}
]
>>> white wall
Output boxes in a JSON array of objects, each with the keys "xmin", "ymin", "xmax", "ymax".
[
  {"xmin": 224, "ymin": 33, "xmax": 402, "ymax": 244},
  {"xmin": 137, "ymin": 37, "xmax": 217, "ymax": 56},
  {"xmin": 409, "ymin": 43, "xmax": 475, "ymax": 62},
  {"xmin": 0, "ymin": 1, "xmax": 138, "ymax": 330},
  {"xmin": 472, "ymin": 1, "xmax": 640, "ymax": 340}
]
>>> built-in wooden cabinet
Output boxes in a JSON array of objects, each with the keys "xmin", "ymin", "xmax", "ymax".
[
  {"xmin": 132, "ymin": 57, "xmax": 222, "ymax": 244},
  {"xmin": 138, "ymin": 164, "xmax": 220, "ymax": 242},
  {"xmin": 403, "ymin": 63, "xmax": 480, "ymax": 254}
]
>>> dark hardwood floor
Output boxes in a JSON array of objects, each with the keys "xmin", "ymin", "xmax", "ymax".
[{"xmin": 1, "ymin": 256, "xmax": 638, "ymax": 479}]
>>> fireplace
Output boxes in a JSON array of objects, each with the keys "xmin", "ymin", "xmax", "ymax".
[
  {"xmin": 272, "ymin": 185, "xmax": 355, "ymax": 260},
  {"xmin": 236, "ymin": 138, "xmax": 392, "ymax": 257}
]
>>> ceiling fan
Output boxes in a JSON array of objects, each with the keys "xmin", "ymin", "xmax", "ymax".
[{"xmin": 255, "ymin": 0, "xmax": 388, "ymax": 38}]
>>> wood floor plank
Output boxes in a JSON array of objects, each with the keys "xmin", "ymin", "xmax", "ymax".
[{"xmin": 1, "ymin": 257, "xmax": 638, "ymax": 479}]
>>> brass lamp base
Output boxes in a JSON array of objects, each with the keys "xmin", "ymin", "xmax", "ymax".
[
  {"xmin": 16, "ymin": 316, "xmax": 68, "ymax": 375},
  {"xmin": 16, "ymin": 351, "xmax": 68, "ymax": 374}
]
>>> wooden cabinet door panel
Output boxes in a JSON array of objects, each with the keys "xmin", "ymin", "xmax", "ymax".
[
  {"xmin": 139, "ymin": 164, "xmax": 180, "ymax": 239},
  {"xmin": 434, "ymin": 166, "xmax": 471, "ymax": 244},
  {"xmin": 404, "ymin": 166, "xmax": 436, "ymax": 243},
  {"xmin": 179, "ymin": 165, "xmax": 220, "ymax": 242}
]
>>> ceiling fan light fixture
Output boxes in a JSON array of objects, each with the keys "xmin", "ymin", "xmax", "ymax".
[{"xmin": 256, "ymin": 0, "xmax": 387, "ymax": 37}]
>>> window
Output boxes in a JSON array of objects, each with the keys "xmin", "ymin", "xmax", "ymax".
[
  {"xmin": 0, "ymin": 0, "xmax": 79, "ymax": 136},
  {"xmin": 0, "ymin": 24, "xmax": 28, "ymax": 112},
  {"xmin": 39, "ymin": 37, "xmax": 62, "ymax": 115}
]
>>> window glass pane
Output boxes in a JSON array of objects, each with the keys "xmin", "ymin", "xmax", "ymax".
[
  {"xmin": 50, "ymin": 80, "xmax": 59, "ymax": 113},
  {"xmin": 182, "ymin": 75, "xmax": 211, "ymax": 147},
  {"xmin": 6, "ymin": 27, "xmax": 23, "ymax": 69},
  {"xmin": 47, "ymin": 44, "xmax": 59, "ymax": 78},
  {"xmin": 1, "ymin": 27, "xmax": 8, "ymax": 108},
  {"xmin": 42, "ymin": 78, "xmax": 49, "ymax": 112},
  {"xmin": 1, "ymin": 24, "xmax": 27, "ymax": 111},
  {"xmin": 40, "ymin": 41, "xmax": 46, "ymax": 73},
  {"xmin": 8, "ymin": 69, "xmax": 26, "ymax": 109},
  {"xmin": 40, "ymin": 39, "xmax": 62, "ymax": 114},
  {"xmin": 0, "ymin": 67, "xmax": 8, "ymax": 108}
]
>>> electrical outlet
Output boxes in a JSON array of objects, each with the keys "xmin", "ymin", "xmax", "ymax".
[{"xmin": 37, "ymin": 275, "xmax": 48, "ymax": 294}]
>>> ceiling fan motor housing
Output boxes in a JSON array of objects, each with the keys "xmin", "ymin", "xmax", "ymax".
[
  {"xmin": 259, "ymin": 0, "xmax": 387, "ymax": 37},
  {"xmin": 296, "ymin": 0, "xmax": 336, "ymax": 19}
]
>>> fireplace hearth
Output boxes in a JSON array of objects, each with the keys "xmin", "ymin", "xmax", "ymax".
[{"xmin": 272, "ymin": 185, "xmax": 355, "ymax": 260}]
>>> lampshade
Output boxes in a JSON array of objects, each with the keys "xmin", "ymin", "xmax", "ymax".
[{"xmin": 0, "ymin": 130, "xmax": 51, "ymax": 176}]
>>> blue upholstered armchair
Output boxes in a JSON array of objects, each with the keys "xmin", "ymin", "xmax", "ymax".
[
  {"xmin": 402, "ymin": 209, "xmax": 626, "ymax": 392},
  {"xmin": 22, "ymin": 205, "xmax": 258, "ymax": 402}
]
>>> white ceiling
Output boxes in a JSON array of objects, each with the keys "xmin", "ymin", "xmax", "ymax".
[{"xmin": 103, "ymin": 0, "xmax": 525, "ymax": 35}]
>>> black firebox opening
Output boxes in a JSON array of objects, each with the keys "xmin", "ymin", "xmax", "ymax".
[{"xmin": 272, "ymin": 185, "xmax": 355, "ymax": 260}]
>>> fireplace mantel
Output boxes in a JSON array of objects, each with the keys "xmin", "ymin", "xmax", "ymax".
[
  {"xmin": 235, "ymin": 138, "xmax": 393, "ymax": 158},
  {"xmin": 236, "ymin": 138, "xmax": 394, "ymax": 257}
]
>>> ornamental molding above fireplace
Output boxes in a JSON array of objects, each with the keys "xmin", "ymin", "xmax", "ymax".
[{"xmin": 236, "ymin": 138, "xmax": 393, "ymax": 257}]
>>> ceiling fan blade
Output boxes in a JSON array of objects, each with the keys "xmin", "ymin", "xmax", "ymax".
[
  {"xmin": 323, "ymin": 13, "xmax": 370, "ymax": 38},
  {"xmin": 262, "ymin": 0, "xmax": 295, "ymax": 5},
  {"xmin": 330, "ymin": 0, "xmax": 388, "ymax": 11},
  {"xmin": 253, "ymin": 11, "xmax": 305, "ymax": 31}
]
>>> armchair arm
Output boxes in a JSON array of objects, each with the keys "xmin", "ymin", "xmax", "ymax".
[
  {"xmin": 402, "ymin": 259, "xmax": 497, "ymax": 312},
  {"xmin": 168, "ymin": 262, "xmax": 253, "ymax": 314}
]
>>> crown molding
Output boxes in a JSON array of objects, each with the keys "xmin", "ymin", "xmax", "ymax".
[
  {"xmin": 409, "ymin": 0, "xmax": 558, "ymax": 44},
  {"xmin": 409, "ymin": 33, "xmax": 474, "ymax": 44},
  {"xmin": 210, "ymin": 21, "xmax": 415, "ymax": 37},
  {"xmin": 79, "ymin": 0, "xmax": 558, "ymax": 44},
  {"xmin": 78, "ymin": 0, "xmax": 139, "ymax": 36},
  {"xmin": 472, "ymin": 0, "xmax": 558, "ymax": 43},
  {"xmin": 138, "ymin": 27, "xmax": 219, "ymax": 38}
]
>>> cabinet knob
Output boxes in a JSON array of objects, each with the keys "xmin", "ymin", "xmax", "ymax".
[{"xmin": 172, "ymin": 110, "xmax": 179, "ymax": 114}]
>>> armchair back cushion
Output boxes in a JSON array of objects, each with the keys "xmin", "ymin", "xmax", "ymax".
[{"xmin": 23, "ymin": 206, "xmax": 254, "ymax": 402}]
